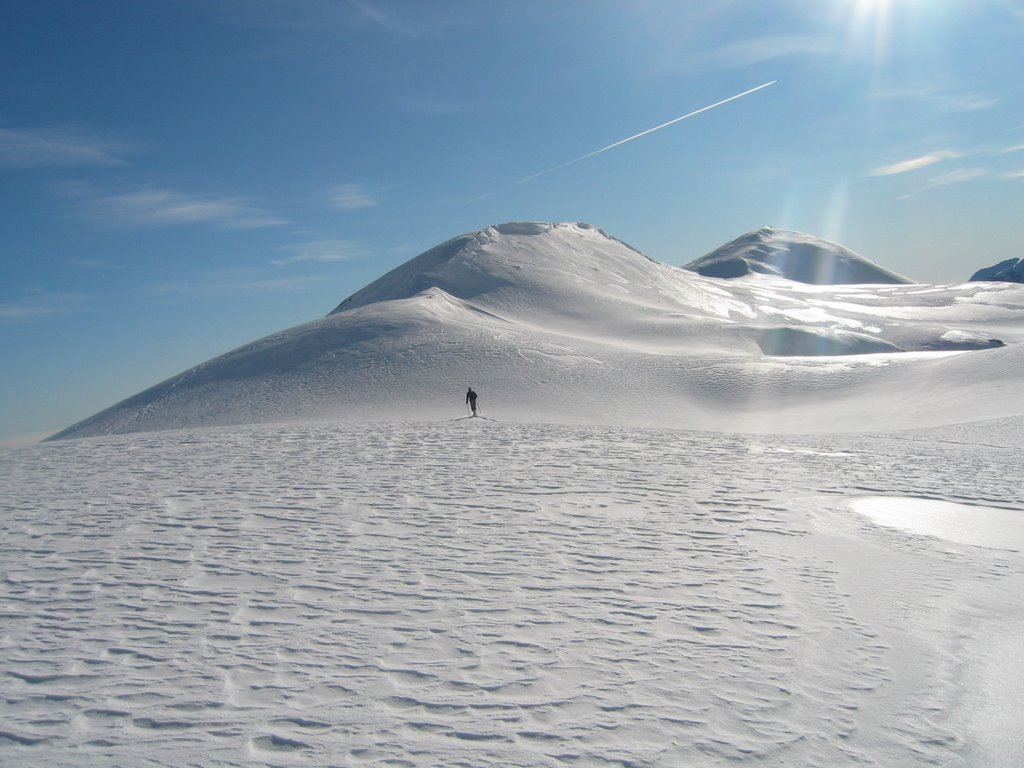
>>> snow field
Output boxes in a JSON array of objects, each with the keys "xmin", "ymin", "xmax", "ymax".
[{"xmin": 3, "ymin": 418, "xmax": 1023, "ymax": 766}]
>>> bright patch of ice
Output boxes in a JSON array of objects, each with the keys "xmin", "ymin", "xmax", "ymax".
[{"xmin": 850, "ymin": 496, "xmax": 1024, "ymax": 550}]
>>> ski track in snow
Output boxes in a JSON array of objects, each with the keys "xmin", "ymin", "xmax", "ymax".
[{"xmin": 2, "ymin": 420, "xmax": 1023, "ymax": 766}]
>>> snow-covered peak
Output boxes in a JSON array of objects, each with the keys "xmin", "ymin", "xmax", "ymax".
[
  {"xmin": 971, "ymin": 257, "xmax": 1024, "ymax": 283},
  {"xmin": 684, "ymin": 227, "xmax": 913, "ymax": 285},
  {"xmin": 330, "ymin": 222, "xmax": 648, "ymax": 315}
]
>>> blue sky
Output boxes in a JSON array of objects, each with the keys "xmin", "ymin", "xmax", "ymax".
[{"xmin": 2, "ymin": 0, "xmax": 1023, "ymax": 443}]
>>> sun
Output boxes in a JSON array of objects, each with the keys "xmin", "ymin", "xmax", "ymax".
[
  {"xmin": 847, "ymin": 0, "xmax": 896, "ymax": 29},
  {"xmin": 846, "ymin": 0, "xmax": 930, "ymax": 28},
  {"xmin": 852, "ymin": 0, "xmax": 893, "ymax": 17},
  {"xmin": 838, "ymin": 0, "xmax": 905, "ymax": 61}
]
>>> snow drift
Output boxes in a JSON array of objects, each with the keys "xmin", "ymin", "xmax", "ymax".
[{"xmin": 49, "ymin": 222, "xmax": 1024, "ymax": 440}]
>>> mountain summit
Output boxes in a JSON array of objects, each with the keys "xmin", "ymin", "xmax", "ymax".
[
  {"xmin": 685, "ymin": 227, "xmax": 913, "ymax": 285},
  {"xmin": 49, "ymin": 222, "xmax": 1024, "ymax": 440},
  {"xmin": 971, "ymin": 257, "xmax": 1024, "ymax": 283},
  {"xmin": 331, "ymin": 222, "xmax": 662, "ymax": 318}
]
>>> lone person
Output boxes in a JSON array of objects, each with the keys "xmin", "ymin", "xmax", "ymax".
[{"xmin": 465, "ymin": 387, "xmax": 478, "ymax": 416}]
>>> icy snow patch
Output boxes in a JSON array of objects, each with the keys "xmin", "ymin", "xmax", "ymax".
[{"xmin": 850, "ymin": 496, "xmax": 1024, "ymax": 550}]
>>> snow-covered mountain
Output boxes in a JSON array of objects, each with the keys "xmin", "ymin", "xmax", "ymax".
[
  {"xmin": 971, "ymin": 257, "xmax": 1024, "ymax": 283},
  {"xmin": 50, "ymin": 222, "xmax": 1024, "ymax": 440},
  {"xmin": 684, "ymin": 226, "xmax": 912, "ymax": 284}
]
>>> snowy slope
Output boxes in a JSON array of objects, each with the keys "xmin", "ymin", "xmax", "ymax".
[{"xmin": 50, "ymin": 222, "xmax": 1024, "ymax": 440}]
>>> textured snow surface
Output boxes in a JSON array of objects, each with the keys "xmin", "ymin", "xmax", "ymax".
[{"xmin": 3, "ymin": 419, "xmax": 1024, "ymax": 766}]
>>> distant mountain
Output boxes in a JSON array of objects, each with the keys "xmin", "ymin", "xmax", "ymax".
[
  {"xmin": 685, "ymin": 227, "xmax": 913, "ymax": 285},
  {"xmin": 49, "ymin": 222, "xmax": 1024, "ymax": 440},
  {"xmin": 971, "ymin": 257, "xmax": 1024, "ymax": 283}
]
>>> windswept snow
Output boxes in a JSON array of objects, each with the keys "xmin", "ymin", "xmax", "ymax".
[
  {"xmin": 49, "ymin": 222, "xmax": 1024, "ymax": 440},
  {"xmin": 3, "ymin": 418, "xmax": 1024, "ymax": 766}
]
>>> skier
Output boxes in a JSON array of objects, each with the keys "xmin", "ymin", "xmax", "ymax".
[{"xmin": 465, "ymin": 387, "xmax": 478, "ymax": 416}]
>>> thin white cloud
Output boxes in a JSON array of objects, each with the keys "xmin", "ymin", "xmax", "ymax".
[
  {"xmin": 876, "ymin": 87, "xmax": 997, "ymax": 113},
  {"xmin": 328, "ymin": 183, "xmax": 379, "ymax": 211},
  {"xmin": 1003, "ymin": 170, "xmax": 1024, "ymax": 180},
  {"xmin": 143, "ymin": 270, "xmax": 332, "ymax": 300},
  {"xmin": 55, "ymin": 182, "xmax": 287, "ymax": 230},
  {"xmin": 689, "ymin": 36, "xmax": 831, "ymax": 72},
  {"xmin": 0, "ymin": 292, "xmax": 88, "ymax": 325},
  {"xmin": 870, "ymin": 151, "xmax": 960, "ymax": 176},
  {"xmin": 273, "ymin": 239, "xmax": 366, "ymax": 266},
  {"xmin": 924, "ymin": 168, "xmax": 989, "ymax": 188},
  {"xmin": 0, "ymin": 123, "xmax": 131, "ymax": 168},
  {"xmin": 347, "ymin": 0, "xmax": 406, "ymax": 35},
  {"xmin": 924, "ymin": 92, "xmax": 996, "ymax": 113},
  {"xmin": 346, "ymin": 0, "xmax": 468, "ymax": 38}
]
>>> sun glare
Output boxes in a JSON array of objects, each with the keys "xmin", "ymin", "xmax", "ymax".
[
  {"xmin": 852, "ymin": 0, "xmax": 893, "ymax": 19},
  {"xmin": 844, "ymin": 0, "xmax": 932, "ymax": 33},
  {"xmin": 840, "ymin": 0, "xmax": 902, "ymax": 62}
]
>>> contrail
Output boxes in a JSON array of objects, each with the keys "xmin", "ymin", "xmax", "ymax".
[{"xmin": 515, "ymin": 80, "xmax": 777, "ymax": 187}]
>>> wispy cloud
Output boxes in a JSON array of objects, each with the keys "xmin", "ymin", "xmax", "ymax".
[
  {"xmin": 1002, "ymin": 169, "xmax": 1024, "ymax": 181},
  {"xmin": 688, "ymin": 36, "xmax": 830, "ymax": 72},
  {"xmin": 869, "ymin": 151, "xmax": 959, "ymax": 176},
  {"xmin": 272, "ymin": 239, "xmax": 366, "ymax": 266},
  {"xmin": 923, "ymin": 168, "xmax": 989, "ymax": 188},
  {"xmin": 346, "ymin": 0, "xmax": 468, "ymax": 38},
  {"xmin": 142, "ymin": 270, "xmax": 333, "ymax": 301},
  {"xmin": 328, "ymin": 183, "xmax": 379, "ymax": 211},
  {"xmin": 55, "ymin": 182, "xmax": 287, "ymax": 230},
  {"xmin": 0, "ymin": 123, "xmax": 131, "ymax": 168},
  {"xmin": 0, "ymin": 292, "xmax": 88, "ymax": 325},
  {"xmin": 876, "ymin": 87, "xmax": 997, "ymax": 113}
]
